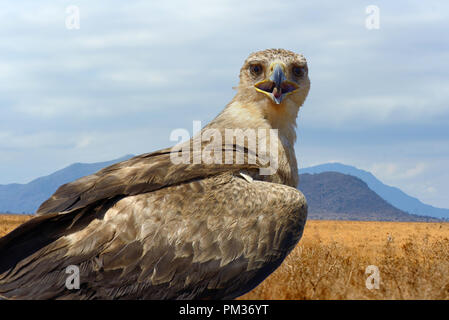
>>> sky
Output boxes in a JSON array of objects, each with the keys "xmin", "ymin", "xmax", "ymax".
[{"xmin": 0, "ymin": 1, "xmax": 448, "ymax": 208}]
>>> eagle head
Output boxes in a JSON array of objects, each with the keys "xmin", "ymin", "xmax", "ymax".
[{"xmin": 237, "ymin": 48, "xmax": 310, "ymax": 111}]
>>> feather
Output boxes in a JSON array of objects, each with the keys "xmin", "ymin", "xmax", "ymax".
[{"xmin": 0, "ymin": 48, "xmax": 310, "ymax": 300}]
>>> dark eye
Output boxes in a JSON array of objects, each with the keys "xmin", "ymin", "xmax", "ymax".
[
  {"xmin": 250, "ymin": 64, "xmax": 263, "ymax": 76},
  {"xmin": 292, "ymin": 66, "xmax": 305, "ymax": 77}
]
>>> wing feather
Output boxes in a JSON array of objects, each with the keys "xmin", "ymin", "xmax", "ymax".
[
  {"xmin": 1, "ymin": 173, "xmax": 306, "ymax": 299},
  {"xmin": 36, "ymin": 144, "xmax": 261, "ymax": 216}
]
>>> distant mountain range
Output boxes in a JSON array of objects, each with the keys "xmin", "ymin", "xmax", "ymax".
[
  {"xmin": 0, "ymin": 155, "xmax": 134, "ymax": 214},
  {"xmin": 299, "ymin": 172, "xmax": 439, "ymax": 222},
  {"xmin": 0, "ymin": 156, "xmax": 447, "ymax": 221},
  {"xmin": 299, "ymin": 163, "xmax": 449, "ymax": 220}
]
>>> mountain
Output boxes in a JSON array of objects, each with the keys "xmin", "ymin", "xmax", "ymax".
[
  {"xmin": 298, "ymin": 172, "xmax": 439, "ymax": 222},
  {"xmin": 0, "ymin": 156, "xmax": 445, "ymax": 222},
  {"xmin": 299, "ymin": 163, "xmax": 449, "ymax": 220},
  {"xmin": 0, "ymin": 155, "xmax": 134, "ymax": 214}
]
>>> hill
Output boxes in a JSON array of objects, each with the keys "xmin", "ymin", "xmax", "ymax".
[
  {"xmin": 0, "ymin": 156, "xmax": 445, "ymax": 222},
  {"xmin": 0, "ymin": 155, "xmax": 134, "ymax": 214},
  {"xmin": 298, "ymin": 172, "xmax": 440, "ymax": 222},
  {"xmin": 300, "ymin": 163, "xmax": 449, "ymax": 219}
]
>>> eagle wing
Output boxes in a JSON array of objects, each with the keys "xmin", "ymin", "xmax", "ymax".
[
  {"xmin": 0, "ymin": 172, "xmax": 307, "ymax": 299},
  {"xmin": 0, "ymin": 142, "xmax": 276, "ymax": 298},
  {"xmin": 36, "ymin": 143, "xmax": 260, "ymax": 216}
]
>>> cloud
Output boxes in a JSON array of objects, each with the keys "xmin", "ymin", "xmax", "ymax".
[
  {"xmin": 0, "ymin": 1, "xmax": 448, "ymax": 207},
  {"xmin": 369, "ymin": 162, "xmax": 428, "ymax": 181}
]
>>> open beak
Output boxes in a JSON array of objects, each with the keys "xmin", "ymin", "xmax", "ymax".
[{"xmin": 254, "ymin": 63, "xmax": 299, "ymax": 104}]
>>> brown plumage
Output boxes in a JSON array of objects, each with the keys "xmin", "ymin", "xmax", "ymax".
[{"xmin": 0, "ymin": 48, "xmax": 310, "ymax": 299}]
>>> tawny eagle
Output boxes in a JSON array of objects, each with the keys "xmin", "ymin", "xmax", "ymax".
[{"xmin": 0, "ymin": 48, "xmax": 310, "ymax": 299}]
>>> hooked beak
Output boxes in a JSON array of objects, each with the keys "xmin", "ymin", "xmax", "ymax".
[{"xmin": 254, "ymin": 63, "xmax": 299, "ymax": 104}]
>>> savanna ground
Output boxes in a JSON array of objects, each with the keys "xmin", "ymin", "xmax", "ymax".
[{"xmin": 1, "ymin": 214, "xmax": 449, "ymax": 299}]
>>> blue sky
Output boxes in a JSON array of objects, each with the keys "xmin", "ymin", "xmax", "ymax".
[{"xmin": 0, "ymin": 1, "xmax": 448, "ymax": 208}]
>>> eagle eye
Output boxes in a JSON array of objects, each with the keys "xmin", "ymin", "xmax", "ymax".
[
  {"xmin": 250, "ymin": 64, "xmax": 263, "ymax": 77},
  {"xmin": 292, "ymin": 65, "xmax": 305, "ymax": 77}
]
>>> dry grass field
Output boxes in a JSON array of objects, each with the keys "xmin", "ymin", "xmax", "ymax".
[
  {"xmin": 241, "ymin": 219, "xmax": 449, "ymax": 300},
  {"xmin": 1, "ymin": 214, "xmax": 448, "ymax": 299},
  {"xmin": 0, "ymin": 214, "xmax": 32, "ymax": 237}
]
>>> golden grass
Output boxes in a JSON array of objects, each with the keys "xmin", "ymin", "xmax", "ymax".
[
  {"xmin": 1, "ymin": 215, "xmax": 448, "ymax": 299},
  {"xmin": 241, "ymin": 220, "xmax": 449, "ymax": 300},
  {"xmin": 0, "ymin": 214, "xmax": 32, "ymax": 237}
]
